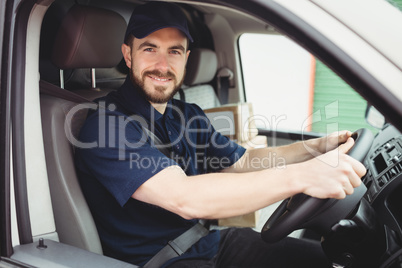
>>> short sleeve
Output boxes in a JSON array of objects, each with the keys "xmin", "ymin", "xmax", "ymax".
[
  {"xmin": 205, "ymin": 125, "xmax": 246, "ymax": 172},
  {"xmin": 75, "ymin": 111, "xmax": 177, "ymax": 207},
  {"xmin": 186, "ymin": 103, "xmax": 246, "ymax": 172}
]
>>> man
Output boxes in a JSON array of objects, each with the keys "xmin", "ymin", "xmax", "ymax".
[{"xmin": 75, "ymin": 2, "xmax": 366, "ymax": 267}]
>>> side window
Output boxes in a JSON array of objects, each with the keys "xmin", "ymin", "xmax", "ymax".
[{"xmin": 239, "ymin": 33, "xmax": 378, "ymax": 135}]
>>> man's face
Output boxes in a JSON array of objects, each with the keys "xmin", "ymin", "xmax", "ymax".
[{"xmin": 122, "ymin": 27, "xmax": 190, "ymax": 104}]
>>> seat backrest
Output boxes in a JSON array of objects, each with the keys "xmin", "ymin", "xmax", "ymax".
[
  {"xmin": 40, "ymin": 4, "xmax": 126, "ymax": 254},
  {"xmin": 175, "ymin": 48, "xmax": 221, "ymax": 109},
  {"xmin": 41, "ymin": 94, "xmax": 103, "ymax": 254}
]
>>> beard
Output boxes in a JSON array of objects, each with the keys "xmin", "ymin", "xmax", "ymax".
[{"xmin": 130, "ymin": 69, "xmax": 185, "ymax": 104}]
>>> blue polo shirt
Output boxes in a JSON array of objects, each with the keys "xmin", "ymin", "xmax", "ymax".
[{"xmin": 75, "ymin": 77, "xmax": 246, "ymax": 267}]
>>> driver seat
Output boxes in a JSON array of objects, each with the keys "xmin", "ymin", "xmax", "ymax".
[{"xmin": 40, "ymin": 4, "xmax": 126, "ymax": 254}]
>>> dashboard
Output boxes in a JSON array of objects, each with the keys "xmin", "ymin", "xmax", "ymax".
[{"xmin": 362, "ymin": 124, "xmax": 402, "ymax": 239}]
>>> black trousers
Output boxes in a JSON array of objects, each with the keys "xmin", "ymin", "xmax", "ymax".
[{"xmin": 168, "ymin": 228, "xmax": 331, "ymax": 268}]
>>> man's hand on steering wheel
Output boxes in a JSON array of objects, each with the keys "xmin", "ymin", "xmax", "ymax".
[
  {"xmin": 303, "ymin": 130, "xmax": 354, "ymax": 159},
  {"xmin": 296, "ymin": 136, "xmax": 366, "ymax": 200},
  {"xmin": 261, "ymin": 129, "xmax": 373, "ymax": 243},
  {"xmin": 316, "ymin": 130, "xmax": 353, "ymax": 154}
]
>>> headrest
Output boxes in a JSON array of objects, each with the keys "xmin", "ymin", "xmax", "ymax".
[
  {"xmin": 184, "ymin": 48, "xmax": 218, "ymax": 86},
  {"xmin": 51, "ymin": 5, "xmax": 126, "ymax": 69}
]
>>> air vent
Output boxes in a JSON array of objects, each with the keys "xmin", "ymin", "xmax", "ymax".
[{"xmin": 377, "ymin": 161, "xmax": 402, "ymax": 187}]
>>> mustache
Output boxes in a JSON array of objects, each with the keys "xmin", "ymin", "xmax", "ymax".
[{"xmin": 143, "ymin": 70, "xmax": 176, "ymax": 80}]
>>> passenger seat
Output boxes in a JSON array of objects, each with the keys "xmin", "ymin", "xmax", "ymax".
[{"xmin": 175, "ymin": 48, "xmax": 221, "ymax": 109}]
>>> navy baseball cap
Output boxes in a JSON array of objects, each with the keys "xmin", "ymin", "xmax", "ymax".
[{"xmin": 124, "ymin": 2, "xmax": 193, "ymax": 44}]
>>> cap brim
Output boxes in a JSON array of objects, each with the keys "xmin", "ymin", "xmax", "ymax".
[{"xmin": 131, "ymin": 23, "xmax": 193, "ymax": 42}]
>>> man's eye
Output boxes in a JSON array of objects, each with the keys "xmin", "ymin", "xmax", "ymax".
[
  {"xmin": 171, "ymin": 50, "xmax": 181, "ymax": 55},
  {"xmin": 144, "ymin": 48, "xmax": 154, "ymax": 52}
]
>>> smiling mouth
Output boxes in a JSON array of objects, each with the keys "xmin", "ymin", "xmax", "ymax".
[{"xmin": 149, "ymin": 75, "xmax": 172, "ymax": 82}]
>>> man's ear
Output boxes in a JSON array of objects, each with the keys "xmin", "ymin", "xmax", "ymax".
[
  {"xmin": 121, "ymin": 44, "xmax": 132, "ymax": 69},
  {"xmin": 185, "ymin": 50, "xmax": 190, "ymax": 64}
]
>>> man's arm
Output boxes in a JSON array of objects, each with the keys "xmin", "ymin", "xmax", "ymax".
[
  {"xmin": 132, "ymin": 136, "xmax": 366, "ymax": 220},
  {"xmin": 224, "ymin": 130, "xmax": 352, "ymax": 173}
]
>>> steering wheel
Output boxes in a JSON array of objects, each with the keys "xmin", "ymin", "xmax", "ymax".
[{"xmin": 261, "ymin": 128, "xmax": 374, "ymax": 243}]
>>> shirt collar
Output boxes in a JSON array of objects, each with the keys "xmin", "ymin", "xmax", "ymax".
[{"xmin": 118, "ymin": 76, "xmax": 174, "ymax": 121}]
